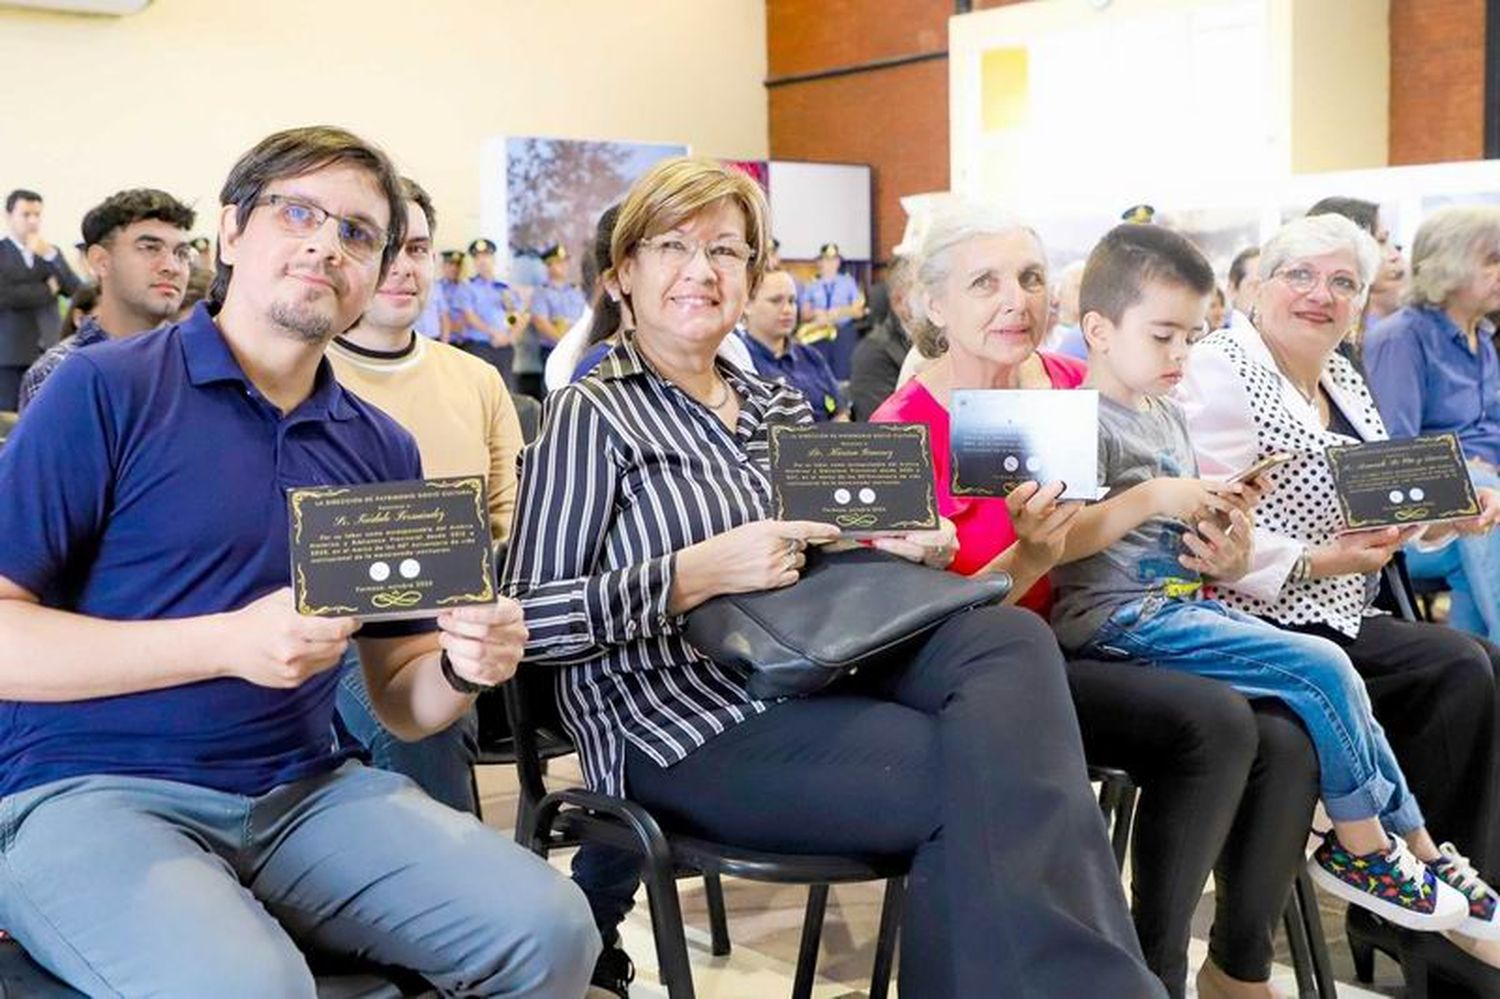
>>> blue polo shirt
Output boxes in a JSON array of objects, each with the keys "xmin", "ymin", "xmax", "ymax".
[
  {"xmin": 0, "ymin": 304, "xmax": 429, "ymax": 798},
  {"xmin": 740, "ymin": 329, "xmax": 845, "ymax": 420},
  {"xmin": 1365, "ymin": 304, "xmax": 1500, "ymax": 465}
]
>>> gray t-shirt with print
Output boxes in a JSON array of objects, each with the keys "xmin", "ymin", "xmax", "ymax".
[{"xmin": 1050, "ymin": 395, "xmax": 1203, "ymax": 652}]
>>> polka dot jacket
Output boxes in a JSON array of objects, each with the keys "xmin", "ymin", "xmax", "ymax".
[{"xmin": 1176, "ymin": 323, "xmax": 1388, "ymax": 638}]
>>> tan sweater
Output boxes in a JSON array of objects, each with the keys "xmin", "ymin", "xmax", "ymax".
[{"xmin": 328, "ymin": 334, "xmax": 523, "ymax": 543}]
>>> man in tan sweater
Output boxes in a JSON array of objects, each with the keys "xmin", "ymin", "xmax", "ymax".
[{"xmin": 328, "ymin": 177, "xmax": 523, "ymax": 814}]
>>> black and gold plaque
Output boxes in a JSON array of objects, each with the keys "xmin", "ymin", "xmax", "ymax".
[
  {"xmin": 950, "ymin": 389, "xmax": 1103, "ymax": 500},
  {"xmin": 769, "ymin": 424, "xmax": 939, "ymax": 535},
  {"xmin": 288, "ymin": 476, "xmax": 495, "ymax": 620},
  {"xmin": 1327, "ymin": 433, "xmax": 1480, "ymax": 531}
]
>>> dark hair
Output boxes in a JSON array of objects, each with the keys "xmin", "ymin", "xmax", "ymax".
[
  {"xmin": 1306, "ymin": 196, "xmax": 1379, "ymax": 237},
  {"xmin": 179, "ymin": 267, "xmax": 212, "ymax": 315},
  {"xmin": 400, "ymin": 177, "xmax": 436, "ymax": 234},
  {"xmin": 5, "ymin": 189, "xmax": 41, "ymax": 212},
  {"xmin": 80, "ymin": 189, "xmax": 195, "ymax": 249},
  {"xmin": 1079, "ymin": 223, "xmax": 1215, "ymax": 326},
  {"xmin": 1228, "ymin": 245, "xmax": 1261, "ymax": 291},
  {"xmin": 209, "ymin": 126, "xmax": 406, "ymax": 307},
  {"xmin": 64, "ymin": 283, "xmax": 101, "ymax": 332},
  {"xmin": 586, "ymin": 204, "xmax": 623, "ymax": 346}
]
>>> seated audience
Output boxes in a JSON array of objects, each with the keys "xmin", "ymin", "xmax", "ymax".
[
  {"xmin": 1226, "ymin": 245, "xmax": 1261, "ymax": 330},
  {"xmin": 870, "ymin": 203, "xmax": 1321, "ymax": 998},
  {"xmin": 1306, "ymin": 196, "xmax": 1409, "ymax": 368},
  {"xmin": 502, "ymin": 157, "xmax": 1165, "ymax": 998},
  {"xmin": 326, "ymin": 176, "xmax": 524, "ymax": 814},
  {"xmin": 0, "ymin": 126, "xmax": 596, "ymax": 996},
  {"xmin": 849, "ymin": 254, "xmax": 915, "ymax": 419},
  {"xmin": 19, "ymin": 187, "xmax": 194, "ymax": 412},
  {"xmin": 1179, "ymin": 212, "xmax": 1500, "ymax": 970},
  {"xmin": 61, "ymin": 282, "xmax": 100, "ymax": 338},
  {"xmin": 1048, "ymin": 259, "xmax": 1088, "ymax": 359},
  {"xmin": 740, "ymin": 267, "xmax": 847, "ymax": 420},
  {"xmin": 1054, "ymin": 223, "xmax": 1495, "ymax": 955},
  {"xmin": 1365, "ymin": 206, "xmax": 1500, "ymax": 643}
]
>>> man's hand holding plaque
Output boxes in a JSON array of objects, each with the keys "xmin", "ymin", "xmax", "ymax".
[{"xmin": 288, "ymin": 476, "xmax": 497, "ymax": 620}]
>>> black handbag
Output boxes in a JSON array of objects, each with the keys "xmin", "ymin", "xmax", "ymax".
[{"xmin": 684, "ymin": 545, "xmax": 1012, "ymax": 699}]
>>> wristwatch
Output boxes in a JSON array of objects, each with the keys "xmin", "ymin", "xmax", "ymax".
[{"xmin": 440, "ymin": 651, "xmax": 493, "ymax": 694}]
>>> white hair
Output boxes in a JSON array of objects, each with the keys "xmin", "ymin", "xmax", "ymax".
[
  {"xmin": 1409, "ymin": 205, "xmax": 1500, "ymax": 307},
  {"xmin": 911, "ymin": 201, "xmax": 1041, "ymax": 357},
  {"xmin": 1259, "ymin": 214, "xmax": 1381, "ymax": 310}
]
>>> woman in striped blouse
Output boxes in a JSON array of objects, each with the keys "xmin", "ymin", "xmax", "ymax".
[{"xmin": 502, "ymin": 157, "xmax": 1162, "ymax": 997}]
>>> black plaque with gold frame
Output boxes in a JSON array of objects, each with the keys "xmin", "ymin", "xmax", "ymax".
[
  {"xmin": 288, "ymin": 476, "xmax": 496, "ymax": 620},
  {"xmin": 1326, "ymin": 433, "xmax": 1480, "ymax": 532},
  {"xmin": 769, "ymin": 423, "xmax": 940, "ymax": 535}
]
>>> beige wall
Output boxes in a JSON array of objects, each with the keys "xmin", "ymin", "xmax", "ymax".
[
  {"xmin": 1287, "ymin": 0, "xmax": 1389, "ymax": 174},
  {"xmin": 0, "ymin": 0, "xmax": 768, "ymax": 260}
]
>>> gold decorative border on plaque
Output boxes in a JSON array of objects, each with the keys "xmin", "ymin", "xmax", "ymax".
[
  {"xmin": 769, "ymin": 424, "xmax": 939, "ymax": 531},
  {"xmin": 289, "ymin": 486, "xmax": 351, "ymax": 545},
  {"xmin": 429, "ymin": 477, "xmax": 497, "ymax": 606},
  {"xmin": 1329, "ymin": 433, "xmax": 1481, "ymax": 531}
]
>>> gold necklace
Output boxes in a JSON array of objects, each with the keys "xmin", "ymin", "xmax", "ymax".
[{"xmin": 704, "ymin": 376, "xmax": 732, "ymax": 411}]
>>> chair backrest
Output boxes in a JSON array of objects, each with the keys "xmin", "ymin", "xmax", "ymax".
[
  {"xmin": 512, "ymin": 394, "xmax": 542, "ymax": 444},
  {"xmin": 1378, "ymin": 553, "xmax": 1422, "ymax": 623}
]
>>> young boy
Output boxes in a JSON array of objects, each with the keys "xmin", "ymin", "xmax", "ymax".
[{"xmin": 1048, "ymin": 223, "xmax": 1497, "ymax": 948}]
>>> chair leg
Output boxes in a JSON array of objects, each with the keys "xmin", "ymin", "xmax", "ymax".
[
  {"xmin": 1283, "ymin": 889, "xmax": 1317, "ymax": 998},
  {"xmin": 644, "ymin": 861, "xmax": 697, "ymax": 999},
  {"xmin": 702, "ymin": 871, "xmax": 731, "ymax": 957},
  {"xmin": 868, "ymin": 876, "xmax": 905, "ymax": 999},
  {"xmin": 791, "ymin": 884, "xmax": 830, "ymax": 999},
  {"xmin": 1295, "ymin": 870, "xmax": 1339, "ymax": 998},
  {"xmin": 1111, "ymin": 783, "xmax": 1137, "ymax": 871},
  {"xmin": 469, "ymin": 767, "xmax": 483, "ymax": 821}
]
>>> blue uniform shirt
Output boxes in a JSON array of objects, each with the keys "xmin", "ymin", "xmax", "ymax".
[
  {"xmin": 1365, "ymin": 304, "xmax": 1500, "ymax": 465},
  {"xmin": 740, "ymin": 329, "xmax": 845, "ymax": 421},
  {"xmin": 0, "ymin": 304, "xmax": 428, "ymax": 797},
  {"xmin": 798, "ymin": 272, "xmax": 861, "ymax": 318},
  {"xmin": 529, "ymin": 282, "xmax": 586, "ymax": 348},
  {"xmin": 439, "ymin": 278, "xmax": 476, "ymax": 341},
  {"xmin": 414, "ymin": 281, "xmax": 447, "ymax": 339},
  {"xmin": 466, "ymin": 276, "xmax": 523, "ymax": 344}
]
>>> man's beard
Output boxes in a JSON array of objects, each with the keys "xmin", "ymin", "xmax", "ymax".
[{"xmin": 268, "ymin": 300, "xmax": 335, "ymax": 343}]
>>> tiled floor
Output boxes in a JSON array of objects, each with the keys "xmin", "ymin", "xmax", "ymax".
[{"xmin": 474, "ymin": 760, "xmax": 1414, "ymax": 997}]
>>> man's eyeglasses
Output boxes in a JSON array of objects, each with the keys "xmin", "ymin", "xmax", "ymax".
[
  {"xmin": 251, "ymin": 195, "xmax": 387, "ymax": 262},
  {"xmin": 1274, "ymin": 265, "xmax": 1363, "ymax": 301},
  {"xmin": 637, "ymin": 235, "xmax": 755, "ymax": 273}
]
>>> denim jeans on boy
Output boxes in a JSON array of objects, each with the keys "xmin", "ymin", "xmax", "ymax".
[
  {"xmin": 335, "ymin": 648, "xmax": 479, "ymax": 814},
  {"xmin": 1084, "ymin": 598, "xmax": 1423, "ymax": 833},
  {"xmin": 1404, "ymin": 465, "xmax": 1500, "ymax": 643}
]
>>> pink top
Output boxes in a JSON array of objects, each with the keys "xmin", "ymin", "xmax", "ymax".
[{"xmin": 870, "ymin": 352, "xmax": 1088, "ymax": 615}]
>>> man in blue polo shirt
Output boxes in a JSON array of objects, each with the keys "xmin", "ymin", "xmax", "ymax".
[
  {"xmin": 742, "ymin": 267, "xmax": 845, "ymax": 420},
  {"xmin": 0, "ymin": 126, "xmax": 595, "ymax": 998}
]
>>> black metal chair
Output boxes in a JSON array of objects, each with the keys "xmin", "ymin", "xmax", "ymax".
[{"xmin": 502, "ymin": 670, "xmax": 908, "ymax": 999}]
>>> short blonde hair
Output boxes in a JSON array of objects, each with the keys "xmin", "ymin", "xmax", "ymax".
[
  {"xmin": 910, "ymin": 201, "xmax": 1040, "ymax": 358},
  {"xmin": 606, "ymin": 156, "xmax": 770, "ymax": 295},
  {"xmin": 1409, "ymin": 205, "xmax": 1500, "ymax": 308}
]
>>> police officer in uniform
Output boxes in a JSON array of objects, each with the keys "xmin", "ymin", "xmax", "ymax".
[
  {"xmin": 463, "ymin": 238, "xmax": 526, "ymax": 387},
  {"xmin": 797, "ymin": 241, "xmax": 865, "ymax": 382},
  {"xmin": 436, "ymin": 249, "xmax": 476, "ymax": 345},
  {"xmin": 517, "ymin": 243, "xmax": 585, "ymax": 400}
]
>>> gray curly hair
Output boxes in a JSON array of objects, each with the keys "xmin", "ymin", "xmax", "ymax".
[{"xmin": 1408, "ymin": 205, "xmax": 1500, "ymax": 308}]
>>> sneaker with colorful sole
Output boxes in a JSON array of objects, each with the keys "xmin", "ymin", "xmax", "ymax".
[{"xmin": 1307, "ymin": 831, "xmax": 1467, "ymax": 932}]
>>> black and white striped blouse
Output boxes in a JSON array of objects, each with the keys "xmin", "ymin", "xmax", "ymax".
[{"xmin": 501, "ymin": 337, "xmax": 813, "ymax": 796}]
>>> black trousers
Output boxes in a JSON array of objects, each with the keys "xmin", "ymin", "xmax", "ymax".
[
  {"xmin": 626, "ymin": 607, "xmax": 1164, "ymax": 998},
  {"xmin": 1069, "ymin": 662, "xmax": 1320, "ymax": 992},
  {"xmin": 0, "ymin": 365, "xmax": 23, "ymax": 412},
  {"xmin": 1346, "ymin": 615, "xmax": 1500, "ymax": 877}
]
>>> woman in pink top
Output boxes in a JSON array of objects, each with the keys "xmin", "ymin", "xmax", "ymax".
[{"xmin": 874, "ymin": 206, "xmax": 1322, "ymax": 999}]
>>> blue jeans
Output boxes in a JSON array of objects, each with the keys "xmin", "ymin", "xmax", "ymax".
[
  {"xmin": 335, "ymin": 648, "xmax": 479, "ymax": 814},
  {"xmin": 1086, "ymin": 598, "xmax": 1424, "ymax": 834},
  {"xmin": 1405, "ymin": 464, "xmax": 1500, "ymax": 643},
  {"xmin": 0, "ymin": 761, "xmax": 598, "ymax": 998}
]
